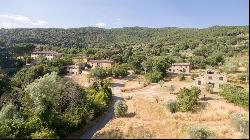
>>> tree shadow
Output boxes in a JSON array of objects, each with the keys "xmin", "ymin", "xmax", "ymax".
[
  {"xmin": 192, "ymin": 102, "xmax": 209, "ymax": 113},
  {"xmin": 200, "ymin": 96, "xmax": 214, "ymax": 101},
  {"xmin": 125, "ymin": 112, "xmax": 136, "ymax": 118},
  {"xmin": 112, "ymin": 83, "xmax": 125, "ymax": 87}
]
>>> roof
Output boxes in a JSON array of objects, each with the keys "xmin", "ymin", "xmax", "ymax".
[
  {"xmin": 172, "ymin": 63, "xmax": 190, "ymax": 66},
  {"xmin": 32, "ymin": 51, "xmax": 63, "ymax": 55},
  {"xmin": 89, "ymin": 60, "xmax": 114, "ymax": 63}
]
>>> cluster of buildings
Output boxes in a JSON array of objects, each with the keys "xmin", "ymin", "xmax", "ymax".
[
  {"xmin": 31, "ymin": 51, "xmax": 228, "ymax": 92},
  {"xmin": 31, "ymin": 51, "xmax": 115, "ymax": 75},
  {"xmin": 166, "ymin": 62, "xmax": 227, "ymax": 92}
]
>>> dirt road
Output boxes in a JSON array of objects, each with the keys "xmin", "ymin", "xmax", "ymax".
[{"xmin": 80, "ymin": 80, "xmax": 125, "ymax": 139}]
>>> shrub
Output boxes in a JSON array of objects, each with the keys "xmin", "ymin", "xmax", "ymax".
[
  {"xmin": 166, "ymin": 100, "xmax": 179, "ymax": 113},
  {"xmin": 158, "ymin": 80, "xmax": 164, "ymax": 87},
  {"xmin": 219, "ymin": 84, "xmax": 249, "ymax": 109},
  {"xmin": 231, "ymin": 113, "xmax": 249, "ymax": 137},
  {"xmin": 114, "ymin": 100, "xmax": 128, "ymax": 117},
  {"xmin": 191, "ymin": 73, "xmax": 198, "ymax": 80},
  {"xmin": 205, "ymin": 83, "xmax": 213, "ymax": 94},
  {"xmin": 31, "ymin": 128, "xmax": 57, "ymax": 139},
  {"xmin": 189, "ymin": 127, "xmax": 215, "ymax": 139},
  {"xmin": 178, "ymin": 73, "xmax": 185, "ymax": 81},
  {"xmin": 177, "ymin": 87, "xmax": 201, "ymax": 112},
  {"xmin": 223, "ymin": 59, "xmax": 238, "ymax": 73},
  {"xmin": 168, "ymin": 85, "xmax": 175, "ymax": 94},
  {"xmin": 144, "ymin": 71, "xmax": 163, "ymax": 83}
]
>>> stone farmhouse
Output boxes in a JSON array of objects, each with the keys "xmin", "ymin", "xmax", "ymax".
[
  {"xmin": 65, "ymin": 64, "xmax": 85, "ymax": 75},
  {"xmin": 167, "ymin": 63, "xmax": 191, "ymax": 74},
  {"xmin": 88, "ymin": 60, "xmax": 114, "ymax": 69},
  {"xmin": 31, "ymin": 51, "xmax": 63, "ymax": 60},
  {"xmin": 194, "ymin": 69, "xmax": 227, "ymax": 92}
]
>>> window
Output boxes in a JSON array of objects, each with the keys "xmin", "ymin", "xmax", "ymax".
[
  {"xmin": 208, "ymin": 76, "xmax": 212, "ymax": 80},
  {"xmin": 198, "ymin": 80, "xmax": 201, "ymax": 85},
  {"xmin": 173, "ymin": 69, "xmax": 175, "ymax": 72},
  {"xmin": 219, "ymin": 77, "xmax": 223, "ymax": 80}
]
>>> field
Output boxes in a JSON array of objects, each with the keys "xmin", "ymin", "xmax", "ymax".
[{"xmin": 92, "ymin": 76, "xmax": 249, "ymax": 139}]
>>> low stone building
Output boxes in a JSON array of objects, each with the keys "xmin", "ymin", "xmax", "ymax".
[
  {"xmin": 31, "ymin": 51, "xmax": 63, "ymax": 60},
  {"xmin": 194, "ymin": 69, "xmax": 227, "ymax": 92},
  {"xmin": 88, "ymin": 60, "xmax": 114, "ymax": 69},
  {"xmin": 65, "ymin": 64, "xmax": 85, "ymax": 75},
  {"xmin": 167, "ymin": 63, "xmax": 191, "ymax": 74}
]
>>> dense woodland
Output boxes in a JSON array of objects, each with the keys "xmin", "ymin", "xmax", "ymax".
[{"xmin": 0, "ymin": 26, "xmax": 249, "ymax": 138}]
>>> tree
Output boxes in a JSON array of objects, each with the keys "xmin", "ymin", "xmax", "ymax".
[
  {"xmin": 90, "ymin": 67, "xmax": 108, "ymax": 80},
  {"xmin": 219, "ymin": 84, "xmax": 248, "ymax": 108},
  {"xmin": 177, "ymin": 87, "xmax": 201, "ymax": 112},
  {"xmin": 144, "ymin": 71, "xmax": 163, "ymax": 83},
  {"xmin": 0, "ymin": 69, "xmax": 10, "ymax": 97},
  {"xmin": 114, "ymin": 100, "xmax": 128, "ymax": 117}
]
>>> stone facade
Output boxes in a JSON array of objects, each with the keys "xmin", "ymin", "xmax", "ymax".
[
  {"xmin": 167, "ymin": 63, "xmax": 191, "ymax": 74},
  {"xmin": 31, "ymin": 51, "xmax": 63, "ymax": 60},
  {"xmin": 88, "ymin": 60, "xmax": 114, "ymax": 69},
  {"xmin": 65, "ymin": 64, "xmax": 85, "ymax": 75},
  {"xmin": 194, "ymin": 69, "xmax": 227, "ymax": 92}
]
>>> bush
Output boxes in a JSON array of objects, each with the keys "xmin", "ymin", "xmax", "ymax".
[
  {"xmin": 177, "ymin": 87, "xmax": 201, "ymax": 112},
  {"xmin": 114, "ymin": 100, "xmax": 128, "ymax": 117},
  {"xmin": 178, "ymin": 73, "xmax": 185, "ymax": 81},
  {"xmin": 219, "ymin": 84, "xmax": 249, "ymax": 109},
  {"xmin": 144, "ymin": 71, "xmax": 163, "ymax": 83},
  {"xmin": 231, "ymin": 113, "xmax": 249, "ymax": 137},
  {"xmin": 205, "ymin": 83, "xmax": 213, "ymax": 94},
  {"xmin": 166, "ymin": 100, "xmax": 179, "ymax": 113},
  {"xmin": 31, "ymin": 128, "xmax": 57, "ymax": 139},
  {"xmin": 189, "ymin": 127, "xmax": 215, "ymax": 139},
  {"xmin": 168, "ymin": 85, "xmax": 175, "ymax": 94},
  {"xmin": 191, "ymin": 73, "xmax": 198, "ymax": 80}
]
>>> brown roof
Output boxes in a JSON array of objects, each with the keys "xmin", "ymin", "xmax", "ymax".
[
  {"xmin": 172, "ymin": 63, "xmax": 190, "ymax": 66},
  {"xmin": 89, "ymin": 60, "xmax": 114, "ymax": 63}
]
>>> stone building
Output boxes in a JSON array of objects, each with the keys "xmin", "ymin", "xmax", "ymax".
[
  {"xmin": 65, "ymin": 64, "xmax": 85, "ymax": 75},
  {"xmin": 167, "ymin": 63, "xmax": 191, "ymax": 74},
  {"xmin": 31, "ymin": 51, "xmax": 63, "ymax": 60},
  {"xmin": 88, "ymin": 60, "xmax": 114, "ymax": 69},
  {"xmin": 194, "ymin": 69, "xmax": 227, "ymax": 92}
]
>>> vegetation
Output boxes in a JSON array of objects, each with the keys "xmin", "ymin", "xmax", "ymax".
[
  {"xmin": 90, "ymin": 65, "xmax": 128, "ymax": 80},
  {"xmin": 205, "ymin": 83, "xmax": 214, "ymax": 94},
  {"xmin": 168, "ymin": 85, "xmax": 175, "ymax": 94},
  {"xmin": 188, "ymin": 127, "xmax": 215, "ymax": 139},
  {"xmin": 219, "ymin": 84, "xmax": 249, "ymax": 109},
  {"xmin": 144, "ymin": 71, "xmax": 163, "ymax": 83},
  {"xmin": 231, "ymin": 113, "xmax": 249, "ymax": 137},
  {"xmin": 178, "ymin": 73, "xmax": 185, "ymax": 81},
  {"xmin": 166, "ymin": 100, "xmax": 179, "ymax": 113},
  {"xmin": 114, "ymin": 100, "xmax": 128, "ymax": 117},
  {"xmin": 177, "ymin": 87, "xmax": 201, "ymax": 112},
  {"xmin": 0, "ymin": 25, "xmax": 249, "ymax": 138},
  {"xmin": 0, "ymin": 72, "xmax": 112, "ymax": 138}
]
